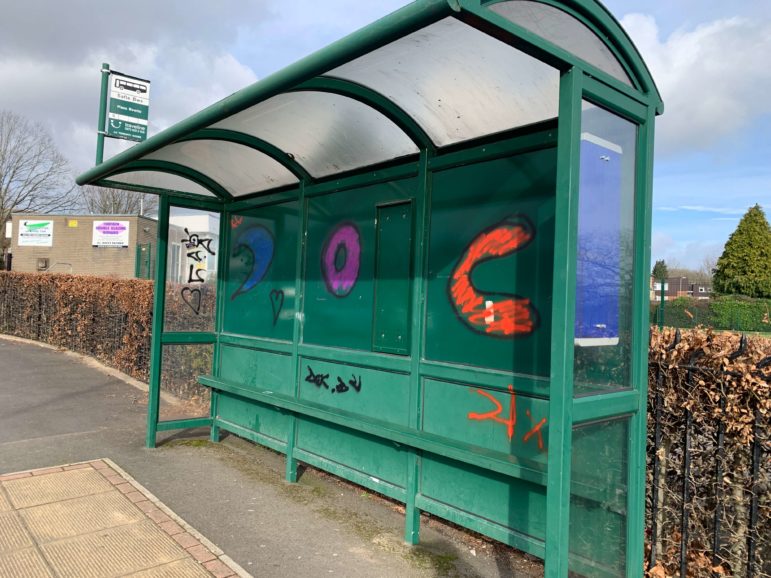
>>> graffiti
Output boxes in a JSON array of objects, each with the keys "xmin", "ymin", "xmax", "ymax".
[
  {"xmin": 187, "ymin": 264, "xmax": 206, "ymax": 284},
  {"xmin": 448, "ymin": 215, "xmax": 537, "ymax": 338},
  {"xmin": 523, "ymin": 409, "xmax": 546, "ymax": 451},
  {"xmin": 468, "ymin": 384, "xmax": 517, "ymax": 440},
  {"xmin": 231, "ymin": 225, "xmax": 274, "ymax": 300},
  {"xmin": 230, "ymin": 215, "xmax": 244, "ymax": 229},
  {"xmin": 334, "ymin": 375, "xmax": 362, "ymax": 394},
  {"xmin": 269, "ymin": 289, "xmax": 284, "ymax": 325},
  {"xmin": 305, "ymin": 366, "xmax": 330, "ymax": 389},
  {"xmin": 181, "ymin": 287, "xmax": 202, "ymax": 315},
  {"xmin": 179, "ymin": 229, "xmax": 216, "ymax": 314},
  {"xmin": 467, "ymin": 385, "xmax": 547, "ymax": 450},
  {"xmin": 305, "ymin": 365, "xmax": 362, "ymax": 395},
  {"xmin": 182, "ymin": 228, "xmax": 215, "ymax": 256},
  {"xmin": 321, "ymin": 223, "xmax": 360, "ymax": 297}
]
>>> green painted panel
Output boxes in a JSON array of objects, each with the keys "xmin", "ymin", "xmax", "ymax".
[
  {"xmin": 224, "ymin": 201, "xmax": 299, "ymax": 340},
  {"xmin": 372, "ymin": 201, "xmax": 413, "ymax": 355},
  {"xmin": 216, "ymin": 392, "xmax": 290, "ymax": 444},
  {"xmin": 425, "ymin": 149, "xmax": 557, "ymax": 381},
  {"xmin": 569, "ymin": 417, "xmax": 629, "ymax": 577},
  {"xmin": 420, "ymin": 454, "xmax": 547, "ymax": 541},
  {"xmin": 295, "ymin": 418, "xmax": 407, "ymax": 488},
  {"xmin": 421, "ymin": 379, "xmax": 548, "ymax": 467},
  {"xmin": 219, "ymin": 345, "xmax": 294, "ymax": 395},
  {"xmin": 303, "ymin": 179, "xmax": 414, "ymax": 351},
  {"xmin": 298, "ymin": 357, "xmax": 410, "ymax": 426}
]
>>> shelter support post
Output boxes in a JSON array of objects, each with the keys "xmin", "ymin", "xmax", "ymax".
[
  {"xmin": 626, "ymin": 106, "xmax": 657, "ymax": 575},
  {"xmin": 404, "ymin": 149, "xmax": 433, "ymax": 544},
  {"xmin": 284, "ymin": 181, "xmax": 309, "ymax": 483},
  {"xmin": 544, "ymin": 67, "xmax": 582, "ymax": 578},
  {"xmin": 146, "ymin": 195, "xmax": 170, "ymax": 448}
]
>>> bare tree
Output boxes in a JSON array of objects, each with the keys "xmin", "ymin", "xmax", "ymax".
[
  {"xmin": 80, "ymin": 184, "xmax": 158, "ymax": 217},
  {"xmin": 0, "ymin": 110, "xmax": 78, "ymax": 244}
]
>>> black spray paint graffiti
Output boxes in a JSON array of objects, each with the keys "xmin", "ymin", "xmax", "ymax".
[
  {"xmin": 180, "ymin": 228, "xmax": 216, "ymax": 315},
  {"xmin": 269, "ymin": 289, "xmax": 284, "ymax": 326},
  {"xmin": 305, "ymin": 366, "xmax": 362, "ymax": 395}
]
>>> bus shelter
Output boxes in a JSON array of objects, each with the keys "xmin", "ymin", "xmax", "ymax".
[{"xmin": 77, "ymin": 1, "xmax": 662, "ymax": 575}]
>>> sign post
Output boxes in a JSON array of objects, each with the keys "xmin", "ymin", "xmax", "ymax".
[
  {"xmin": 95, "ymin": 64, "xmax": 151, "ymax": 164},
  {"xmin": 95, "ymin": 63, "xmax": 110, "ymax": 165}
]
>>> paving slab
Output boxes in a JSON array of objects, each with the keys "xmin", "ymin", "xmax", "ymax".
[{"xmin": 0, "ymin": 460, "xmax": 243, "ymax": 578}]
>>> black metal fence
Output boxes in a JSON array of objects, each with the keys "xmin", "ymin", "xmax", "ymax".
[{"xmin": 647, "ymin": 330, "xmax": 770, "ymax": 577}]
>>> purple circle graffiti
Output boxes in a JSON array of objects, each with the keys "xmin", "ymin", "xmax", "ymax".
[{"xmin": 321, "ymin": 223, "xmax": 361, "ymax": 297}]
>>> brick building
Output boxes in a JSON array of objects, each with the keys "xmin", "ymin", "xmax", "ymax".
[{"xmin": 7, "ymin": 214, "xmax": 158, "ymax": 279}]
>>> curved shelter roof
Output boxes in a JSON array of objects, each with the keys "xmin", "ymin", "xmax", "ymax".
[{"xmin": 76, "ymin": 0, "xmax": 662, "ymax": 202}]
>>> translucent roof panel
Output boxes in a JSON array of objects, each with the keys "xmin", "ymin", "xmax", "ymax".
[
  {"xmin": 328, "ymin": 17, "xmax": 559, "ymax": 147},
  {"xmin": 211, "ymin": 91, "xmax": 419, "ymax": 178},
  {"xmin": 144, "ymin": 140, "xmax": 299, "ymax": 197},
  {"xmin": 105, "ymin": 171, "xmax": 217, "ymax": 197},
  {"xmin": 489, "ymin": 1, "xmax": 632, "ymax": 86}
]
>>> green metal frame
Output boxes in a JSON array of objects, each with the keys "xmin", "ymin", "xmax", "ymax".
[{"xmin": 79, "ymin": 2, "xmax": 661, "ymax": 576}]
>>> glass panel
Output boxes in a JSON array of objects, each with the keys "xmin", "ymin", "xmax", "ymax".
[
  {"xmin": 223, "ymin": 202, "xmax": 300, "ymax": 340},
  {"xmin": 164, "ymin": 207, "xmax": 220, "ymax": 332},
  {"xmin": 107, "ymin": 171, "xmax": 216, "ymax": 197},
  {"xmin": 145, "ymin": 140, "xmax": 298, "ymax": 197},
  {"xmin": 573, "ymin": 102, "xmax": 637, "ymax": 395},
  {"xmin": 329, "ymin": 18, "xmax": 559, "ymax": 147},
  {"xmin": 489, "ymin": 1, "xmax": 633, "ymax": 86},
  {"xmin": 211, "ymin": 91, "xmax": 418, "ymax": 178},
  {"xmin": 425, "ymin": 151, "xmax": 556, "ymax": 381},
  {"xmin": 569, "ymin": 417, "xmax": 629, "ymax": 576},
  {"xmin": 159, "ymin": 343, "xmax": 213, "ymax": 421}
]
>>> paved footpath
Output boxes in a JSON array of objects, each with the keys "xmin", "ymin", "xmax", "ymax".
[{"xmin": 0, "ymin": 337, "xmax": 543, "ymax": 577}]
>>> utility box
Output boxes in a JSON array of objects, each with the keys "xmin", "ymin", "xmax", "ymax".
[{"xmin": 78, "ymin": 2, "xmax": 661, "ymax": 576}]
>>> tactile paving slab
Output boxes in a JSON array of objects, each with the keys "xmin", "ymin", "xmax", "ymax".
[
  {"xmin": 41, "ymin": 520, "xmax": 186, "ymax": 577},
  {"xmin": 0, "ymin": 547, "xmax": 53, "ymax": 578},
  {"xmin": 0, "ymin": 491, "xmax": 10, "ymax": 512},
  {"xmin": 3, "ymin": 469, "xmax": 112, "ymax": 508},
  {"xmin": 20, "ymin": 490, "xmax": 145, "ymax": 543},
  {"xmin": 0, "ymin": 460, "xmax": 247, "ymax": 578},
  {"xmin": 0, "ymin": 511, "xmax": 33, "ymax": 553},
  {"xmin": 124, "ymin": 558, "xmax": 214, "ymax": 577}
]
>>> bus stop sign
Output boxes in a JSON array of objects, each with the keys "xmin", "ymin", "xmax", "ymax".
[{"xmin": 106, "ymin": 71, "xmax": 150, "ymax": 142}]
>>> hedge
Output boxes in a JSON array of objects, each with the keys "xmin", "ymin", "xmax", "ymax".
[{"xmin": 651, "ymin": 295, "xmax": 771, "ymax": 333}]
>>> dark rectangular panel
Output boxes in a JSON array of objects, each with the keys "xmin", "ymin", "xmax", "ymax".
[{"xmin": 372, "ymin": 201, "xmax": 413, "ymax": 354}]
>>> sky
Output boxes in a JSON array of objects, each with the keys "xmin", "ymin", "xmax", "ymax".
[{"xmin": 1, "ymin": 0, "xmax": 769, "ymax": 271}]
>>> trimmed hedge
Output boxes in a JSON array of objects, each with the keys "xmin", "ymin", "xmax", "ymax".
[
  {"xmin": 0, "ymin": 272, "xmax": 152, "ymax": 382},
  {"xmin": 647, "ymin": 328, "xmax": 770, "ymax": 577},
  {"xmin": 651, "ymin": 295, "xmax": 771, "ymax": 333}
]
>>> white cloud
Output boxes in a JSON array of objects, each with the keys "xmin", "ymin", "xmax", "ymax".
[
  {"xmin": 678, "ymin": 205, "xmax": 745, "ymax": 215},
  {"xmin": 621, "ymin": 13, "xmax": 771, "ymax": 156}
]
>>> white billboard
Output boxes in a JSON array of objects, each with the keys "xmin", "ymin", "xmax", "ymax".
[
  {"xmin": 18, "ymin": 220, "xmax": 53, "ymax": 247},
  {"xmin": 92, "ymin": 220, "xmax": 130, "ymax": 247}
]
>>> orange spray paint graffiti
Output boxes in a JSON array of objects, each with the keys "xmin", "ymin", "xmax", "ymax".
[
  {"xmin": 468, "ymin": 385, "xmax": 547, "ymax": 451},
  {"xmin": 448, "ymin": 215, "xmax": 537, "ymax": 337},
  {"xmin": 468, "ymin": 384, "xmax": 517, "ymax": 440}
]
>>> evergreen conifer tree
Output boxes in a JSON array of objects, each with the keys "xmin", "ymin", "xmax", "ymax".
[{"xmin": 713, "ymin": 204, "xmax": 771, "ymax": 298}]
